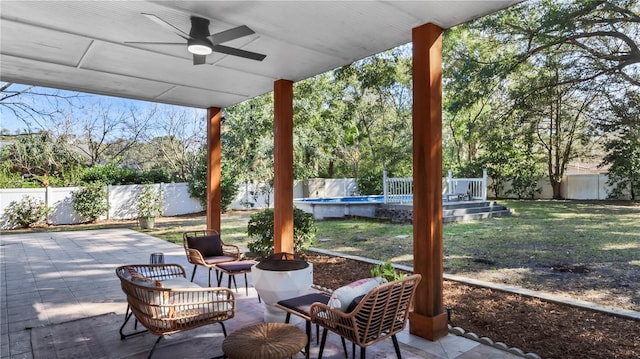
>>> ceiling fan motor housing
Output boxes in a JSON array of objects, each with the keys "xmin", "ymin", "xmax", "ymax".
[{"xmin": 189, "ymin": 16, "xmax": 211, "ymax": 39}]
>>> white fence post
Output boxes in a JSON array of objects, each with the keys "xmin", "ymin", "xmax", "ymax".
[
  {"xmin": 106, "ymin": 184, "xmax": 111, "ymax": 219},
  {"xmin": 45, "ymin": 186, "xmax": 51, "ymax": 224},
  {"xmin": 447, "ymin": 169, "xmax": 453, "ymax": 194},
  {"xmin": 383, "ymin": 168, "xmax": 388, "ymax": 204},
  {"xmin": 482, "ymin": 168, "xmax": 488, "ymax": 201}
]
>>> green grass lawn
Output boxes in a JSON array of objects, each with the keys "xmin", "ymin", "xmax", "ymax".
[{"xmin": 312, "ymin": 200, "xmax": 640, "ymax": 270}]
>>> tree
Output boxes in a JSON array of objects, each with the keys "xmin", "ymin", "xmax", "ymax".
[
  {"xmin": 222, "ymin": 94, "xmax": 274, "ymax": 184},
  {"xmin": 454, "ymin": 0, "xmax": 638, "ymax": 199},
  {"xmin": 139, "ymin": 106, "xmax": 206, "ymax": 182},
  {"xmin": 598, "ymin": 90, "xmax": 640, "ymax": 199},
  {"xmin": 511, "ymin": 57, "xmax": 593, "ymax": 199},
  {"xmin": 0, "ymin": 131, "xmax": 83, "ymax": 186},
  {"xmin": 56, "ymin": 102, "xmax": 153, "ymax": 166},
  {"xmin": 187, "ymin": 147, "xmax": 239, "ymax": 212},
  {"xmin": 333, "ymin": 49, "xmax": 413, "ymax": 193},
  {"xmin": 480, "ymin": 0, "xmax": 639, "ymax": 88},
  {"xmin": 0, "ymin": 82, "xmax": 80, "ymax": 132},
  {"xmin": 442, "ymin": 25, "xmax": 515, "ymax": 171}
]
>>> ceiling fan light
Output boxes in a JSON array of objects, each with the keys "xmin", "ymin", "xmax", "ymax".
[{"xmin": 187, "ymin": 39, "xmax": 212, "ymax": 55}]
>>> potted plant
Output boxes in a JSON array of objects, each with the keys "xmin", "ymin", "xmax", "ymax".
[{"xmin": 136, "ymin": 184, "xmax": 163, "ymax": 229}]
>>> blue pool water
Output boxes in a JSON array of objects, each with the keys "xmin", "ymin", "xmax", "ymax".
[
  {"xmin": 295, "ymin": 195, "xmax": 413, "ymax": 203},
  {"xmin": 295, "ymin": 195, "xmax": 384, "ymax": 203}
]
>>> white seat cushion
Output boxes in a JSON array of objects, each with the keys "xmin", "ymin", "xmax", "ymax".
[{"xmin": 328, "ymin": 277, "xmax": 386, "ymax": 312}]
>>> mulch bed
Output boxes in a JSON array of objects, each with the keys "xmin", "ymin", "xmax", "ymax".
[{"xmin": 302, "ymin": 251, "xmax": 640, "ymax": 359}]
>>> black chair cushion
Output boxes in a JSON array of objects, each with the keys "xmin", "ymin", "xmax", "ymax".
[
  {"xmin": 345, "ymin": 294, "xmax": 365, "ymax": 313},
  {"xmin": 186, "ymin": 234, "xmax": 223, "ymax": 257},
  {"xmin": 277, "ymin": 293, "xmax": 330, "ymax": 316}
]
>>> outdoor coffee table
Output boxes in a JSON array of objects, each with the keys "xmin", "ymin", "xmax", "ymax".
[
  {"xmin": 222, "ymin": 322, "xmax": 307, "ymax": 359},
  {"xmin": 214, "ymin": 260, "xmax": 257, "ymax": 296}
]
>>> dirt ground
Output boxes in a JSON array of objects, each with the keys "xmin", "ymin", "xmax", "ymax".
[{"xmin": 302, "ymin": 251, "xmax": 640, "ymax": 359}]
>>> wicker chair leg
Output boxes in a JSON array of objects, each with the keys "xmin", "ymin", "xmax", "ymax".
[
  {"xmin": 217, "ymin": 270, "xmax": 223, "ymax": 286},
  {"xmin": 360, "ymin": 346, "xmax": 365, "ymax": 359},
  {"xmin": 190, "ymin": 265, "xmax": 198, "ymax": 282},
  {"xmin": 119, "ymin": 305, "xmax": 148, "ymax": 340},
  {"xmin": 304, "ymin": 320, "xmax": 311, "ymax": 359},
  {"xmin": 147, "ymin": 336, "xmax": 163, "ymax": 359},
  {"xmin": 392, "ymin": 334, "xmax": 402, "ymax": 359},
  {"xmin": 219, "ymin": 321, "xmax": 228, "ymax": 337},
  {"xmin": 318, "ymin": 328, "xmax": 328, "ymax": 359}
]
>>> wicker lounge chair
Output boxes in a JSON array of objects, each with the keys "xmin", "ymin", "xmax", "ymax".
[
  {"xmin": 309, "ymin": 274, "xmax": 421, "ymax": 359},
  {"xmin": 183, "ymin": 230, "xmax": 240, "ymax": 286},
  {"xmin": 116, "ymin": 264, "xmax": 235, "ymax": 359}
]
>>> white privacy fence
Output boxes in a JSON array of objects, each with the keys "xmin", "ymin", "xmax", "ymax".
[
  {"xmin": 0, "ymin": 183, "xmax": 202, "ymax": 228},
  {"xmin": 383, "ymin": 169, "xmax": 488, "ymax": 204}
]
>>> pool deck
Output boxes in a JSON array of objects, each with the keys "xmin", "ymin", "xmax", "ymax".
[{"xmin": 1, "ymin": 228, "xmax": 526, "ymax": 359}]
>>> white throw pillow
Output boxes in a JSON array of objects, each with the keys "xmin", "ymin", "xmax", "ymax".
[
  {"xmin": 158, "ymin": 278, "xmax": 202, "ymax": 290},
  {"xmin": 328, "ymin": 277, "xmax": 386, "ymax": 312}
]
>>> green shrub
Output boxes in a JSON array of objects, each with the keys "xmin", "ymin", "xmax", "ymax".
[
  {"xmin": 80, "ymin": 164, "xmax": 138, "ymax": 185},
  {"xmin": 357, "ymin": 171, "xmax": 382, "ymax": 195},
  {"xmin": 247, "ymin": 207, "xmax": 317, "ymax": 258},
  {"xmin": 71, "ymin": 183, "xmax": 109, "ymax": 223},
  {"xmin": 371, "ymin": 260, "xmax": 406, "ymax": 282},
  {"xmin": 135, "ymin": 184, "xmax": 163, "ymax": 218},
  {"xmin": 4, "ymin": 195, "xmax": 50, "ymax": 228},
  {"xmin": 139, "ymin": 168, "xmax": 172, "ymax": 184}
]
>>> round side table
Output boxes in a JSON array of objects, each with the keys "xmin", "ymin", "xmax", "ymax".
[{"xmin": 223, "ymin": 322, "xmax": 307, "ymax": 359}]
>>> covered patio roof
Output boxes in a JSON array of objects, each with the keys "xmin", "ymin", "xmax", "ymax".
[{"xmin": 1, "ymin": 1, "xmax": 519, "ymax": 109}]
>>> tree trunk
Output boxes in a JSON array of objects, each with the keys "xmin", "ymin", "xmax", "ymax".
[{"xmin": 551, "ymin": 180, "xmax": 563, "ymax": 199}]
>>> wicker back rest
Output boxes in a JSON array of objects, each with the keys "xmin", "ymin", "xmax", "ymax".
[
  {"xmin": 183, "ymin": 230, "xmax": 219, "ymax": 265},
  {"xmin": 329, "ymin": 274, "xmax": 421, "ymax": 347}
]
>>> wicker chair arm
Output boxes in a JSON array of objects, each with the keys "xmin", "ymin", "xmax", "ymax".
[
  {"xmin": 221, "ymin": 243, "xmax": 241, "ymax": 259},
  {"xmin": 185, "ymin": 248, "xmax": 208, "ymax": 265},
  {"xmin": 310, "ymin": 302, "xmax": 353, "ymax": 321}
]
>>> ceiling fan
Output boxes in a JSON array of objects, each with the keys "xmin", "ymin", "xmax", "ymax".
[{"xmin": 126, "ymin": 13, "xmax": 266, "ymax": 65}]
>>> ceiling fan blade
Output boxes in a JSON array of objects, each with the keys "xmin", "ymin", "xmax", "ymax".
[
  {"xmin": 209, "ymin": 25, "xmax": 255, "ymax": 44},
  {"xmin": 193, "ymin": 54, "xmax": 207, "ymax": 65},
  {"xmin": 141, "ymin": 13, "xmax": 190, "ymax": 40},
  {"xmin": 211, "ymin": 44, "xmax": 266, "ymax": 61},
  {"xmin": 125, "ymin": 41, "xmax": 185, "ymax": 45}
]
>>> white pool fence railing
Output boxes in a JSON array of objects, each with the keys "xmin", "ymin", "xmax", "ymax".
[{"xmin": 383, "ymin": 168, "xmax": 488, "ymax": 204}]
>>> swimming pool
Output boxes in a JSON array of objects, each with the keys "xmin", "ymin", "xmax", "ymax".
[{"xmin": 294, "ymin": 195, "xmax": 392, "ymax": 219}]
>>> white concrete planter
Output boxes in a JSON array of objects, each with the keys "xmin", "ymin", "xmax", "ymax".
[{"xmin": 251, "ymin": 263, "xmax": 313, "ymax": 323}]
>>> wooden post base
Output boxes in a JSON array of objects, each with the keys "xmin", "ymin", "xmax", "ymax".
[{"xmin": 409, "ymin": 311, "xmax": 448, "ymax": 341}]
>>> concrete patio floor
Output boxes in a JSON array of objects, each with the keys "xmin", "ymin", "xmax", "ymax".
[{"xmin": 1, "ymin": 228, "xmax": 524, "ymax": 359}]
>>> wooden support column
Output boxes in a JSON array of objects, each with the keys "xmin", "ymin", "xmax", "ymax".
[
  {"xmin": 206, "ymin": 107, "xmax": 222, "ymax": 232},
  {"xmin": 409, "ymin": 23, "xmax": 448, "ymax": 341},
  {"xmin": 273, "ymin": 79, "xmax": 294, "ymax": 254}
]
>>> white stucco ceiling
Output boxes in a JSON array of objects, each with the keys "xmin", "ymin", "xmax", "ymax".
[{"xmin": 0, "ymin": 1, "xmax": 522, "ymax": 109}]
